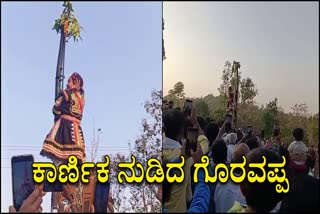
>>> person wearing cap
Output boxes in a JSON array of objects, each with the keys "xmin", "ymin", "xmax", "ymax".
[
  {"xmin": 279, "ymin": 128, "xmax": 319, "ymax": 212},
  {"xmin": 287, "ymin": 128, "xmax": 307, "ymax": 171}
]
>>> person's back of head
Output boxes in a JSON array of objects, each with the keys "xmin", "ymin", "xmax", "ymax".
[
  {"xmin": 280, "ymin": 161, "xmax": 319, "ymax": 213},
  {"xmin": 241, "ymin": 148, "xmax": 284, "ymax": 212},
  {"xmin": 211, "ymin": 138, "xmax": 227, "ymax": 164},
  {"xmin": 206, "ymin": 122, "xmax": 220, "ymax": 146},
  {"xmin": 226, "ymin": 133, "xmax": 237, "ymax": 145},
  {"xmin": 293, "ymin": 128, "xmax": 304, "ymax": 141},
  {"xmin": 245, "ymin": 136, "xmax": 259, "ymax": 150},
  {"xmin": 232, "ymin": 143, "xmax": 250, "ymax": 164},
  {"xmin": 163, "ymin": 110, "xmax": 185, "ymax": 141},
  {"xmin": 288, "ymin": 139, "xmax": 307, "ymax": 172}
]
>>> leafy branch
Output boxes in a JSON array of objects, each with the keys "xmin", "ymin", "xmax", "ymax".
[{"xmin": 52, "ymin": 1, "xmax": 84, "ymax": 42}]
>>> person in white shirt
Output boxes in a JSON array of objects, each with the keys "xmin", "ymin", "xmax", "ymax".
[
  {"xmin": 214, "ymin": 143, "xmax": 250, "ymax": 212},
  {"xmin": 224, "ymin": 133, "xmax": 238, "ymax": 164}
]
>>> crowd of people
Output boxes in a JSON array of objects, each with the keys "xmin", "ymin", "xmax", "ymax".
[
  {"xmin": 162, "ymin": 99, "xmax": 319, "ymax": 213},
  {"xmin": 9, "ymin": 97, "xmax": 319, "ymax": 213}
]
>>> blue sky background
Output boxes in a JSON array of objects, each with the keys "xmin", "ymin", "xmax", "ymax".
[
  {"xmin": 1, "ymin": 2, "xmax": 162, "ymax": 212},
  {"xmin": 164, "ymin": 2, "xmax": 319, "ymax": 114}
]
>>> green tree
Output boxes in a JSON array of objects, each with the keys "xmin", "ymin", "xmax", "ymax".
[
  {"xmin": 129, "ymin": 90, "xmax": 162, "ymax": 213},
  {"xmin": 266, "ymin": 97, "xmax": 279, "ymax": 119},
  {"xmin": 194, "ymin": 98, "xmax": 210, "ymax": 118},
  {"xmin": 307, "ymin": 113, "xmax": 319, "ymax": 146},
  {"xmin": 110, "ymin": 90, "xmax": 162, "ymax": 212},
  {"xmin": 262, "ymin": 111, "xmax": 275, "ymax": 138},
  {"xmin": 237, "ymin": 103, "xmax": 263, "ymax": 131},
  {"xmin": 211, "ymin": 107, "xmax": 225, "ymax": 122},
  {"xmin": 291, "ymin": 103, "xmax": 309, "ymax": 117},
  {"xmin": 166, "ymin": 82, "xmax": 185, "ymax": 108},
  {"xmin": 52, "ymin": 1, "xmax": 84, "ymax": 42},
  {"xmin": 173, "ymin": 82, "xmax": 185, "ymax": 99},
  {"xmin": 261, "ymin": 97, "xmax": 280, "ymax": 138},
  {"xmin": 218, "ymin": 61, "xmax": 232, "ymax": 97},
  {"xmin": 240, "ymin": 77, "xmax": 258, "ymax": 104}
]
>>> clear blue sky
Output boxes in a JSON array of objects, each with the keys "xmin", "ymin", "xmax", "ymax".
[
  {"xmin": 1, "ymin": 2, "xmax": 162, "ymax": 212},
  {"xmin": 164, "ymin": 2, "xmax": 319, "ymax": 114}
]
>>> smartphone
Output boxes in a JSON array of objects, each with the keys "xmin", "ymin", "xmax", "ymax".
[
  {"xmin": 246, "ymin": 126, "xmax": 253, "ymax": 137},
  {"xmin": 94, "ymin": 181, "xmax": 110, "ymax": 213},
  {"xmin": 43, "ymin": 171, "xmax": 63, "ymax": 192},
  {"xmin": 11, "ymin": 155, "xmax": 35, "ymax": 211},
  {"xmin": 186, "ymin": 127, "xmax": 198, "ymax": 155},
  {"xmin": 184, "ymin": 99, "xmax": 193, "ymax": 116},
  {"xmin": 225, "ymin": 114, "xmax": 232, "ymax": 124},
  {"xmin": 261, "ymin": 129, "xmax": 265, "ymax": 139}
]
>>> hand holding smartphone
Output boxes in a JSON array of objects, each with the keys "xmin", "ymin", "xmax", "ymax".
[
  {"xmin": 184, "ymin": 99, "xmax": 193, "ymax": 116},
  {"xmin": 261, "ymin": 129, "xmax": 265, "ymax": 139},
  {"xmin": 11, "ymin": 155, "xmax": 35, "ymax": 211},
  {"xmin": 246, "ymin": 126, "xmax": 253, "ymax": 137},
  {"xmin": 43, "ymin": 171, "xmax": 63, "ymax": 192},
  {"xmin": 225, "ymin": 114, "xmax": 232, "ymax": 124},
  {"xmin": 186, "ymin": 127, "xmax": 198, "ymax": 156}
]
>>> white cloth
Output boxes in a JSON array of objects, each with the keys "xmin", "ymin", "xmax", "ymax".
[
  {"xmin": 224, "ymin": 133, "xmax": 237, "ymax": 164},
  {"xmin": 214, "ymin": 178, "xmax": 246, "ymax": 213},
  {"xmin": 270, "ymin": 201, "xmax": 282, "ymax": 213},
  {"xmin": 227, "ymin": 144, "xmax": 235, "ymax": 164},
  {"xmin": 227, "ymin": 133, "xmax": 238, "ymax": 145},
  {"xmin": 287, "ymin": 141, "xmax": 307, "ymax": 166},
  {"xmin": 163, "ymin": 137, "xmax": 181, "ymax": 149}
]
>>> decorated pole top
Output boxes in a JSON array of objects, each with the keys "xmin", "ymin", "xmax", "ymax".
[
  {"xmin": 53, "ymin": 1, "xmax": 84, "ymax": 100},
  {"xmin": 53, "ymin": 1, "xmax": 83, "ymax": 42}
]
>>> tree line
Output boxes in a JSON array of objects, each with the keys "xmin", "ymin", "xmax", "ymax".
[{"xmin": 164, "ymin": 61, "xmax": 319, "ymax": 146}]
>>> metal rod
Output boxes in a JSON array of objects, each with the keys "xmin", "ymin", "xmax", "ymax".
[
  {"xmin": 52, "ymin": 25, "xmax": 66, "ymax": 211},
  {"xmin": 55, "ymin": 25, "xmax": 66, "ymax": 100}
]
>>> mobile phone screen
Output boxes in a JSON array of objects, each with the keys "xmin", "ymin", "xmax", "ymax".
[
  {"xmin": 184, "ymin": 100, "xmax": 193, "ymax": 116},
  {"xmin": 43, "ymin": 174, "xmax": 63, "ymax": 192},
  {"xmin": 186, "ymin": 127, "xmax": 198, "ymax": 153},
  {"xmin": 187, "ymin": 128, "xmax": 198, "ymax": 142},
  {"xmin": 185, "ymin": 101, "xmax": 192, "ymax": 110},
  {"xmin": 261, "ymin": 130, "xmax": 265, "ymax": 139},
  {"xmin": 246, "ymin": 126, "xmax": 252, "ymax": 137},
  {"xmin": 11, "ymin": 155, "xmax": 35, "ymax": 211},
  {"xmin": 94, "ymin": 181, "xmax": 110, "ymax": 213},
  {"xmin": 225, "ymin": 114, "xmax": 232, "ymax": 124}
]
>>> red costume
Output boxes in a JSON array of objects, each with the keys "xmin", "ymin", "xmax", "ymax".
[
  {"xmin": 40, "ymin": 72, "xmax": 86, "ymax": 163},
  {"xmin": 227, "ymin": 86, "xmax": 234, "ymax": 113}
]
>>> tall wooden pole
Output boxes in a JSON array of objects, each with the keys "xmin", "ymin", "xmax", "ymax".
[
  {"xmin": 233, "ymin": 61, "xmax": 240, "ymax": 129},
  {"xmin": 55, "ymin": 25, "xmax": 66, "ymax": 100},
  {"xmin": 51, "ymin": 24, "xmax": 66, "ymax": 212}
]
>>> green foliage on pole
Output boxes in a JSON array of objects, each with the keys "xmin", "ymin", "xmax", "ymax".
[{"xmin": 52, "ymin": 1, "xmax": 84, "ymax": 42}]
